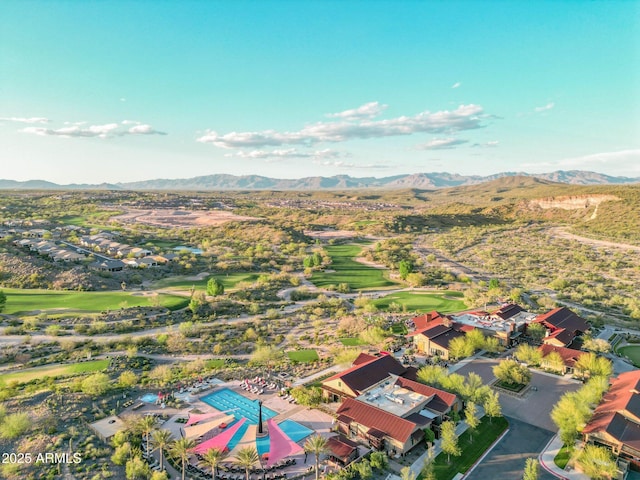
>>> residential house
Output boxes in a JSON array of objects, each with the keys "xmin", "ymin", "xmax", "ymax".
[
  {"xmin": 90, "ymin": 259, "xmax": 125, "ymax": 272},
  {"xmin": 408, "ymin": 313, "xmax": 468, "ymax": 360},
  {"xmin": 582, "ymin": 370, "xmax": 640, "ymax": 470},
  {"xmin": 538, "ymin": 344, "xmax": 587, "ymax": 374},
  {"xmin": 532, "ymin": 307, "xmax": 590, "ymax": 348}
]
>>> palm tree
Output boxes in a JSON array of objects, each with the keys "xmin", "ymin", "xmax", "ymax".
[
  {"xmin": 304, "ymin": 434, "xmax": 328, "ymax": 480},
  {"xmin": 151, "ymin": 429, "xmax": 172, "ymax": 471},
  {"xmin": 234, "ymin": 447, "xmax": 259, "ymax": 480},
  {"xmin": 137, "ymin": 415, "xmax": 158, "ymax": 458},
  {"xmin": 200, "ymin": 448, "xmax": 227, "ymax": 480},
  {"xmin": 169, "ymin": 437, "xmax": 196, "ymax": 480}
]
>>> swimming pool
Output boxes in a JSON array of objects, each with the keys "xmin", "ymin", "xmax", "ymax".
[
  {"xmin": 140, "ymin": 393, "xmax": 159, "ymax": 403},
  {"xmin": 201, "ymin": 388, "xmax": 277, "ymax": 424},
  {"xmin": 200, "ymin": 389, "xmax": 314, "ymax": 454}
]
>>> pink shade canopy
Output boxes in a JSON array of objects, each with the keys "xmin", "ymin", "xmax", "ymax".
[
  {"xmin": 266, "ymin": 418, "xmax": 304, "ymax": 467},
  {"xmin": 193, "ymin": 417, "xmax": 247, "ymax": 454},
  {"xmin": 186, "ymin": 411, "xmax": 228, "ymax": 427}
]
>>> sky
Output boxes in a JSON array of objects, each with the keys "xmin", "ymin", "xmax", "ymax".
[{"xmin": 1, "ymin": 0, "xmax": 639, "ymax": 184}]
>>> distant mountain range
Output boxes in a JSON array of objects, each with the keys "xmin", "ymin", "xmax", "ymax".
[{"xmin": 1, "ymin": 170, "xmax": 638, "ymax": 191}]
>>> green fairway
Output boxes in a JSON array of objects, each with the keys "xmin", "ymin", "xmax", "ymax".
[
  {"xmin": 2, "ymin": 288, "xmax": 188, "ymax": 315},
  {"xmin": 618, "ymin": 345, "xmax": 640, "ymax": 367},
  {"xmin": 373, "ymin": 290, "xmax": 466, "ymax": 313},
  {"xmin": 287, "ymin": 349, "xmax": 319, "ymax": 363},
  {"xmin": 0, "ymin": 359, "xmax": 110, "ymax": 385},
  {"xmin": 430, "ymin": 416, "xmax": 508, "ymax": 480},
  {"xmin": 339, "ymin": 337, "xmax": 367, "ymax": 346},
  {"xmin": 152, "ymin": 272, "xmax": 260, "ymax": 292},
  {"xmin": 310, "ymin": 244, "xmax": 397, "ymax": 290}
]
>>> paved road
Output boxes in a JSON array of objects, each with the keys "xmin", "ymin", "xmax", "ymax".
[{"xmin": 466, "ymin": 416, "xmax": 556, "ymax": 480}]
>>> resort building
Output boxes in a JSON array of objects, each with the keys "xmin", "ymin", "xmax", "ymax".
[
  {"xmin": 582, "ymin": 370, "xmax": 640, "ymax": 471},
  {"xmin": 532, "ymin": 307, "xmax": 590, "ymax": 348},
  {"xmin": 538, "ymin": 344, "xmax": 587, "ymax": 374},
  {"xmin": 321, "ymin": 352, "xmax": 416, "ymax": 402},
  {"xmin": 325, "ymin": 352, "xmax": 461, "ymax": 456}
]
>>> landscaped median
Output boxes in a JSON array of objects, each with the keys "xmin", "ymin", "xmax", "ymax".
[{"xmin": 428, "ymin": 416, "xmax": 509, "ymax": 480}]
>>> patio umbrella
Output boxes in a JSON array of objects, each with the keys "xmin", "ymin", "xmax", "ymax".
[
  {"xmin": 194, "ymin": 418, "xmax": 247, "ymax": 454},
  {"xmin": 265, "ymin": 419, "xmax": 304, "ymax": 467}
]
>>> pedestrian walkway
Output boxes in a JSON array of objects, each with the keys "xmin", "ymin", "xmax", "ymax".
[
  {"xmin": 292, "ymin": 365, "xmax": 338, "ymax": 386},
  {"xmin": 538, "ymin": 434, "xmax": 589, "ymax": 480},
  {"xmin": 448, "ymin": 350, "xmax": 486, "ymax": 373}
]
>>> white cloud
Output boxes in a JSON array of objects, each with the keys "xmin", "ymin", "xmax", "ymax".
[
  {"xmin": 225, "ymin": 148, "xmax": 345, "ymax": 160},
  {"xmin": 0, "ymin": 116, "xmax": 49, "ymax": 124},
  {"xmin": 451, "ymin": 82, "xmax": 462, "ymax": 89},
  {"xmin": 121, "ymin": 120, "xmax": 140, "ymax": 125},
  {"xmin": 417, "ymin": 138, "xmax": 468, "ymax": 150},
  {"xmin": 534, "ymin": 102, "xmax": 555, "ymax": 112},
  {"xmin": 472, "ymin": 140, "xmax": 499, "ymax": 148},
  {"xmin": 198, "ymin": 104, "xmax": 485, "ymax": 149},
  {"xmin": 326, "ymin": 101, "xmax": 388, "ymax": 120},
  {"xmin": 21, "ymin": 121, "xmax": 165, "ymax": 138},
  {"xmin": 312, "ymin": 159, "xmax": 390, "ymax": 169},
  {"xmin": 128, "ymin": 124, "xmax": 166, "ymax": 135}
]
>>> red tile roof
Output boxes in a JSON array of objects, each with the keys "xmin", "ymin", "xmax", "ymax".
[
  {"xmin": 538, "ymin": 344, "xmax": 586, "ymax": 368},
  {"xmin": 583, "ymin": 371, "xmax": 640, "ymax": 446},
  {"xmin": 336, "ymin": 398, "xmax": 417, "ymax": 443},
  {"xmin": 412, "ymin": 311, "xmax": 446, "ymax": 331}
]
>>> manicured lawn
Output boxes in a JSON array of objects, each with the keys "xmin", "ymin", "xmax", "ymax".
[
  {"xmin": 0, "ymin": 359, "xmax": 110, "ymax": 385},
  {"xmin": 495, "ymin": 381, "xmax": 527, "ymax": 392},
  {"xmin": 310, "ymin": 244, "xmax": 397, "ymax": 290},
  {"xmin": 617, "ymin": 345, "xmax": 640, "ymax": 367},
  {"xmin": 339, "ymin": 337, "xmax": 367, "ymax": 346},
  {"xmin": 390, "ymin": 323, "xmax": 408, "ymax": 335},
  {"xmin": 205, "ymin": 359, "xmax": 227, "ymax": 369},
  {"xmin": 429, "ymin": 416, "xmax": 508, "ymax": 480},
  {"xmin": 554, "ymin": 444, "xmax": 572, "ymax": 469},
  {"xmin": 2, "ymin": 288, "xmax": 188, "ymax": 315},
  {"xmin": 287, "ymin": 349, "xmax": 319, "ymax": 363},
  {"xmin": 152, "ymin": 272, "xmax": 260, "ymax": 292},
  {"xmin": 373, "ymin": 291, "xmax": 467, "ymax": 314}
]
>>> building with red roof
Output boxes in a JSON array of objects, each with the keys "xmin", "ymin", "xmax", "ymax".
[
  {"xmin": 582, "ymin": 370, "xmax": 640, "ymax": 469},
  {"xmin": 532, "ymin": 307, "xmax": 590, "ymax": 348},
  {"xmin": 538, "ymin": 344, "xmax": 587, "ymax": 374}
]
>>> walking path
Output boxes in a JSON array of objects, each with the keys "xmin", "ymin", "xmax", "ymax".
[{"xmin": 538, "ymin": 434, "xmax": 589, "ymax": 480}]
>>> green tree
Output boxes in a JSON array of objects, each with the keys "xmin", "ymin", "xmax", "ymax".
[
  {"xmin": 81, "ymin": 372, "xmax": 111, "ymax": 396},
  {"xmin": 352, "ymin": 458, "xmax": 373, "ymax": 480},
  {"xmin": 576, "ymin": 444, "xmax": 617, "ymax": 480},
  {"xmin": 169, "ymin": 437, "xmax": 195, "ymax": 480},
  {"xmin": 421, "ymin": 447, "xmax": 436, "ymax": 480},
  {"xmin": 542, "ymin": 350, "xmax": 565, "ymax": 373},
  {"xmin": 400, "ymin": 466, "xmax": 416, "ymax": 480},
  {"xmin": 234, "ymin": 447, "xmax": 259, "ymax": 480},
  {"xmin": 526, "ymin": 322, "xmax": 546, "ymax": 343},
  {"xmin": 304, "ymin": 434, "xmax": 328, "ymax": 480},
  {"xmin": 574, "ymin": 352, "xmax": 613, "ymax": 379},
  {"xmin": 441, "ymin": 421, "xmax": 461, "ymax": 463},
  {"xmin": 493, "ymin": 359, "xmax": 531, "ymax": 386},
  {"xmin": 417, "ymin": 365, "xmax": 447, "ymax": 387},
  {"xmin": 448, "ymin": 336, "xmax": 473, "ymax": 360},
  {"xmin": 523, "ymin": 458, "xmax": 539, "ymax": 480},
  {"xmin": 465, "ymin": 402, "xmax": 480, "ymax": 443},
  {"xmin": 119, "ymin": 370, "xmax": 138, "ymax": 388},
  {"xmin": 111, "ymin": 442, "xmax": 132, "ymax": 465},
  {"xmin": 369, "ymin": 451, "xmax": 388, "ymax": 470},
  {"xmin": 465, "ymin": 329, "xmax": 486, "ymax": 352},
  {"xmin": 514, "ymin": 344, "xmax": 543, "ymax": 366},
  {"xmin": 126, "ymin": 455, "xmax": 151, "ymax": 480},
  {"xmin": 200, "ymin": 448, "xmax": 227, "ymax": 480},
  {"xmin": 137, "ymin": 415, "xmax": 157, "ymax": 458},
  {"xmin": 483, "ymin": 390, "xmax": 502, "ymax": 423},
  {"xmin": 152, "ymin": 429, "xmax": 172, "ymax": 472},
  {"xmin": 206, "ymin": 278, "xmax": 225, "ymax": 296},
  {"xmin": 398, "ymin": 260, "xmax": 413, "ymax": 280},
  {"xmin": 250, "ymin": 345, "xmax": 284, "ymax": 367}
]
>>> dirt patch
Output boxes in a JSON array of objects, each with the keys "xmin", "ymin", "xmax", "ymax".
[
  {"xmin": 304, "ymin": 229, "xmax": 358, "ymax": 239},
  {"xmin": 112, "ymin": 209, "xmax": 260, "ymax": 228},
  {"xmin": 548, "ymin": 227, "xmax": 640, "ymax": 252}
]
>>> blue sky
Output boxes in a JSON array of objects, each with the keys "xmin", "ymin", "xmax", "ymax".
[{"xmin": 1, "ymin": 0, "xmax": 638, "ymax": 183}]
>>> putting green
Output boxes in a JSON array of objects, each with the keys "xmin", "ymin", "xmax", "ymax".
[
  {"xmin": 0, "ymin": 359, "xmax": 110, "ymax": 385},
  {"xmin": 1, "ymin": 288, "xmax": 188, "ymax": 315},
  {"xmin": 310, "ymin": 244, "xmax": 397, "ymax": 290},
  {"xmin": 373, "ymin": 290, "xmax": 466, "ymax": 313}
]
